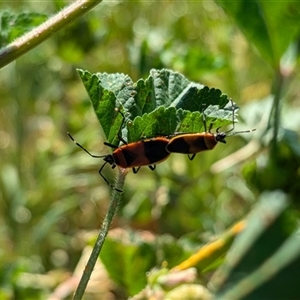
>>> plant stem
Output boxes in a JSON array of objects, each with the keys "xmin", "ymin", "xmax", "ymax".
[
  {"xmin": 271, "ymin": 69, "xmax": 284, "ymax": 152},
  {"xmin": 0, "ymin": 0, "xmax": 102, "ymax": 69},
  {"xmin": 73, "ymin": 167, "xmax": 128, "ymax": 300}
]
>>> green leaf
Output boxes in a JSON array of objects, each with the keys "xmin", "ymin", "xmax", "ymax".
[
  {"xmin": 0, "ymin": 11, "xmax": 48, "ymax": 47},
  {"xmin": 215, "ymin": 0, "xmax": 300, "ymax": 67},
  {"xmin": 77, "ymin": 69, "xmax": 234, "ymax": 145},
  {"xmin": 212, "ymin": 191, "xmax": 300, "ymax": 299},
  {"xmin": 99, "ymin": 229, "xmax": 193, "ymax": 296},
  {"xmin": 99, "ymin": 229, "xmax": 157, "ymax": 296},
  {"xmin": 77, "ymin": 69, "xmax": 127, "ymax": 145},
  {"xmin": 243, "ymin": 128, "xmax": 300, "ymax": 200}
]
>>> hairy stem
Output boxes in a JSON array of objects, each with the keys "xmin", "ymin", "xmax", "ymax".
[
  {"xmin": 0, "ymin": 0, "xmax": 102, "ymax": 68},
  {"xmin": 73, "ymin": 167, "xmax": 128, "ymax": 300}
]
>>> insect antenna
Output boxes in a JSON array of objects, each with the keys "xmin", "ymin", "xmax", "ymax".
[
  {"xmin": 201, "ymin": 103, "xmax": 208, "ymax": 133},
  {"xmin": 227, "ymin": 128, "xmax": 256, "ymax": 137},
  {"xmin": 225, "ymin": 100, "xmax": 256, "ymax": 136},
  {"xmin": 115, "ymin": 108, "xmax": 128, "ymax": 145},
  {"xmin": 223, "ymin": 98, "xmax": 237, "ymax": 134},
  {"xmin": 67, "ymin": 132, "xmax": 107, "ymax": 158},
  {"xmin": 68, "ymin": 132, "xmax": 123, "ymax": 192}
]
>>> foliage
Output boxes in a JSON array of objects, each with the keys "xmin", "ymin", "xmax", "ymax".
[
  {"xmin": 0, "ymin": 10, "xmax": 47, "ymax": 47},
  {"xmin": 78, "ymin": 69, "xmax": 232, "ymax": 144},
  {"xmin": 0, "ymin": 0, "xmax": 300, "ymax": 299},
  {"xmin": 216, "ymin": 0, "xmax": 300, "ymax": 67}
]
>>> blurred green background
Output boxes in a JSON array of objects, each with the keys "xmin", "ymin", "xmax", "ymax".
[{"xmin": 1, "ymin": 0, "xmax": 300, "ymax": 299}]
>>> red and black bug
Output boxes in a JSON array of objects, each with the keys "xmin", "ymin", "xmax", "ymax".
[
  {"xmin": 68, "ymin": 110, "xmax": 170, "ymax": 191},
  {"xmin": 166, "ymin": 100, "xmax": 255, "ymax": 160}
]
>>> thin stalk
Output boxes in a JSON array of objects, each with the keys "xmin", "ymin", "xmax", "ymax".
[
  {"xmin": 73, "ymin": 167, "xmax": 128, "ymax": 300},
  {"xmin": 271, "ymin": 69, "xmax": 284, "ymax": 153},
  {"xmin": 0, "ymin": 0, "xmax": 102, "ymax": 69}
]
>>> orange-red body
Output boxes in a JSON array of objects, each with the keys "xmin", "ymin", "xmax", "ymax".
[
  {"xmin": 166, "ymin": 132, "xmax": 226, "ymax": 155},
  {"xmin": 111, "ymin": 137, "xmax": 170, "ymax": 169},
  {"xmin": 69, "ymin": 133, "xmax": 171, "ymax": 192}
]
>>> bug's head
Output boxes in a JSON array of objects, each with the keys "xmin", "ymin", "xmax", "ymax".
[
  {"xmin": 215, "ymin": 132, "xmax": 227, "ymax": 144},
  {"xmin": 103, "ymin": 154, "xmax": 116, "ymax": 167}
]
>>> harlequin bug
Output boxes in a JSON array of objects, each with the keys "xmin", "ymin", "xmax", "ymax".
[
  {"xmin": 166, "ymin": 100, "xmax": 255, "ymax": 160},
  {"xmin": 68, "ymin": 110, "xmax": 170, "ymax": 192}
]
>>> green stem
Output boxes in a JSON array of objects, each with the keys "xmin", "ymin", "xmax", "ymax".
[
  {"xmin": 0, "ymin": 0, "xmax": 102, "ymax": 69},
  {"xmin": 271, "ymin": 68, "xmax": 284, "ymax": 154},
  {"xmin": 73, "ymin": 167, "xmax": 128, "ymax": 300}
]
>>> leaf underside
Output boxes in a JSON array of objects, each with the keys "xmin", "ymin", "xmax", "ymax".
[{"xmin": 78, "ymin": 68, "xmax": 236, "ymax": 145}]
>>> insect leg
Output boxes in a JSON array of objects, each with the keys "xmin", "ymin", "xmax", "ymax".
[
  {"xmin": 133, "ymin": 167, "xmax": 141, "ymax": 174},
  {"xmin": 99, "ymin": 161, "xmax": 122, "ymax": 192},
  {"xmin": 188, "ymin": 154, "xmax": 196, "ymax": 161}
]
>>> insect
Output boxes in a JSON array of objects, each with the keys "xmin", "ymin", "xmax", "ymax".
[
  {"xmin": 68, "ymin": 110, "xmax": 170, "ymax": 192},
  {"xmin": 166, "ymin": 100, "xmax": 255, "ymax": 160}
]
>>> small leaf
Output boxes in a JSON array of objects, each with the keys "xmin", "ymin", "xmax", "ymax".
[
  {"xmin": 127, "ymin": 106, "xmax": 178, "ymax": 142},
  {"xmin": 99, "ymin": 229, "xmax": 194, "ymax": 296},
  {"xmin": 99, "ymin": 229, "xmax": 158, "ymax": 296}
]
